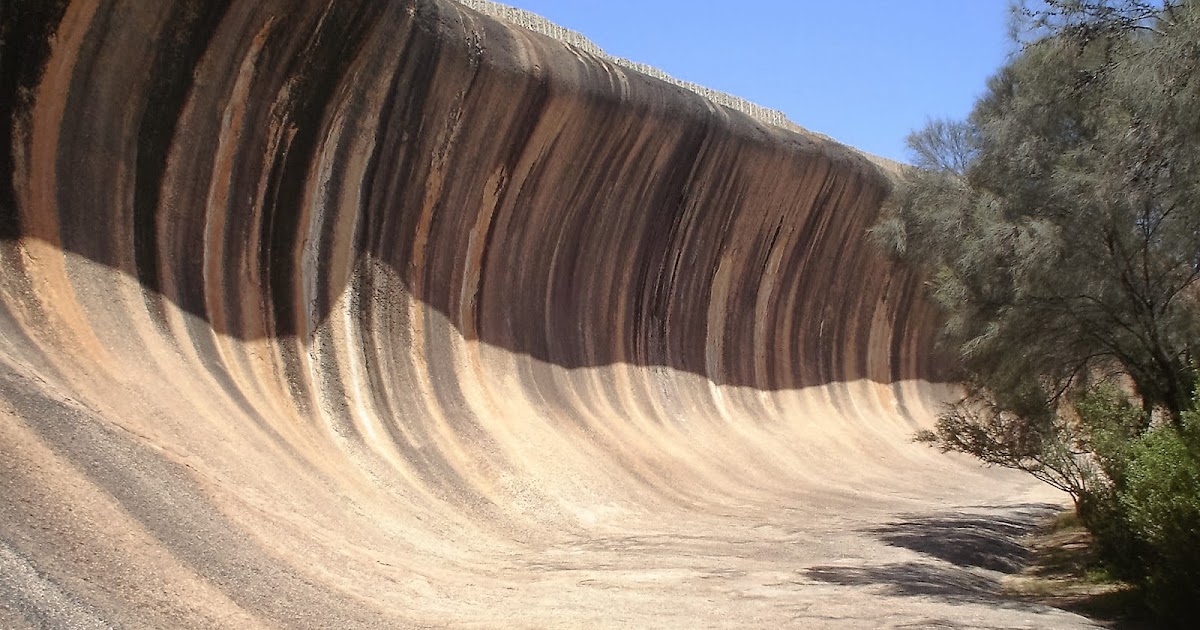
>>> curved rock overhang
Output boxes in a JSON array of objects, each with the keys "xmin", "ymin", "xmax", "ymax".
[{"xmin": 0, "ymin": 2, "xmax": 1071, "ymax": 628}]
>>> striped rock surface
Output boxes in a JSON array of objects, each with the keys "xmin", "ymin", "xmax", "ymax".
[{"xmin": 0, "ymin": 1, "xmax": 1095, "ymax": 628}]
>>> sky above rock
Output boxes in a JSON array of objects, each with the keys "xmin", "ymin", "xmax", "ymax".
[{"xmin": 496, "ymin": 0, "xmax": 1013, "ymax": 163}]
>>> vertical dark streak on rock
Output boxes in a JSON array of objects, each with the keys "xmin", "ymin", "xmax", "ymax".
[
  {"xmin": 254, "ymin": 2, "xmax": 385, "ymax": 413},
  {"xmin": 0, "ymin": 0, "xmax": 70, "ymax": 240},
  {"xmin": 261, "ymin": 1, "xmax": 380, "ymax": 335},
  {"xmin": 132, "ymin": 0, "xmax": 232, "ymax": 322},
  {"xmin": 633, "ymin": 110, "xmax": 713, "ymax": 372}
]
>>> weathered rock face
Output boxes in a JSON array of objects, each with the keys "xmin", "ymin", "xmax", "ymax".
[{"xmin": 0, "ymin": 1, "xmax": 1079, "ymax": 628}]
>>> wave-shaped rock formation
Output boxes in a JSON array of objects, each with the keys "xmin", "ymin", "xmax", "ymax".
[
  {"xmin": 1, "ymin": 1, "xmax": 1091, "ymax": 628},
  {"xmin": 455, "ymin": 0, "xmax": 804, "ymax": 133}
]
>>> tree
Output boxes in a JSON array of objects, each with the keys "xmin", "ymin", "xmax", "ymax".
[
  {"xmin": 872, "ymin": 0, "xmax": 1200, "ymax": 614},
  {"xmin": 873, "ymin": 0, "xmax": 1200, "ymax": 429}
]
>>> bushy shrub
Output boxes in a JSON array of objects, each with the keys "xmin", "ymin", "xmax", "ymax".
[
  {"xmin": 1073, "ymin": 384, "xmax": 1200, "ymax": 622},
  {"xmin": 1072, "ymin": 386, "xmax": 1147, "ymax": 581},
  {"xmin": 1119, "ymin": 408, "xmax": 1200, "ymax": 620}
]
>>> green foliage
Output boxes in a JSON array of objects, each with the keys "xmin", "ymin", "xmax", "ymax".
[
  {"xmin": 1119, "ymin": 406, "xmax": 1200, "ymax": 618},
  {"xmin": 878, "ymin": 1, "xmax": 1200, "ymax": 619},
  {"xmin": 873, "ymin": 0, "xmax": 1200, "ymax": 421},
  {"xmin": 1076, "ymin": 384, "xmax": 1149, "ymax": 484},
  {"xmin": 1065, "ymin": 385, "xmax": 1200, "ymax": 621},
  {"xmin": 1071, "ymin": 387, "xmax": 1147, "ymax": 581}
]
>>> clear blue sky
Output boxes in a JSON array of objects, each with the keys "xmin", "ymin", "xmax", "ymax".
[{"xmin": 497, "ymin": 1, "xmax": 1016, "ymax": 163}]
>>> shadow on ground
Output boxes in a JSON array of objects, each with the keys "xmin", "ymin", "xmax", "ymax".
[
  {"xmin": 806, "ymin": 561, "xmax": 1000, "ymax": 598},
  {"xmin": 805, "ymin": 504, "xmax": 1064, "ymax": 607},
  {"xmin": 871, "ymin": 503, "xmax": 1062, "ymax": 573}
]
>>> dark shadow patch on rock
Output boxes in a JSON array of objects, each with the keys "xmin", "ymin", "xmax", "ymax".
[
  {"xmin": 806, "ymin": 561, "xmax": 999, "ymax": 599},
  {"xmin": 869, "ymin": 503, "xmax": 1061, "ymax": 573},
  {"xmin": 804, "ymin": 504, "xmax": 1070, "ymax": 613}
]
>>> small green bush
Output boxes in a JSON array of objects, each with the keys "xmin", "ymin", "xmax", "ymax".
[
  {"xmin": 1070, "ymin": 387, "xmax": 1145, "ymax": 580},
  {"xmin": 1119, "ymin": 411, "xmax": 1200, "ymax": 620},
  {"xmin": 1072, "ymin": 383, "xmax": 1200, "ymax": 623}
]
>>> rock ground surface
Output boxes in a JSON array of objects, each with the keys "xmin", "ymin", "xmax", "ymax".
[{"xmin": 0, "ymin": 0, "xmax": 1097, "ymax": 627}]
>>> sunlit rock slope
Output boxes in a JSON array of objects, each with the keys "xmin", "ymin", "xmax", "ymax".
[{"xmin": 0, "ymin": 1, "xmax": 1091, "ymax": 628}]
